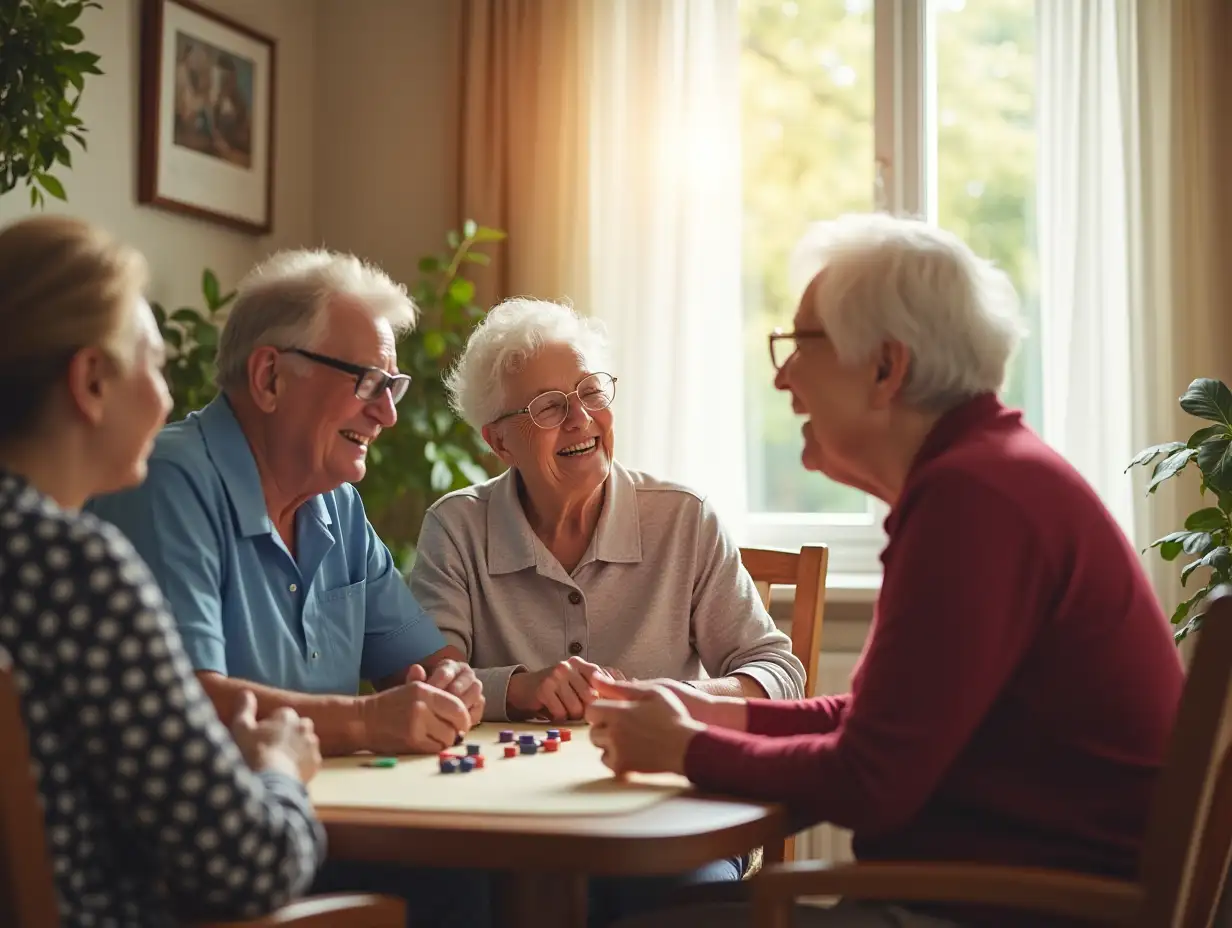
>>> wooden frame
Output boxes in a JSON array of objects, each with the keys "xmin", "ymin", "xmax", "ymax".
[{"xmin": 138, "ymin": 0, "xmax": 276, "ymax": 234}]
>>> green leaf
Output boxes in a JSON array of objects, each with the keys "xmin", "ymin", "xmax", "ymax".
[
  {"xmin": 1160, "ymin": 540, "xmax": 1184, "ymax": 561},
  {"xmin": 35, "ymin": 172, "xmax": 66, "ymax": 200},
  {"xmin": 446, "ymin": 230, "xmax": 461, "ymax": 249},
  {"xmin": 423, "ymin": 331, "xmax": 447, "ymax": 359},
  {"xmin": 194, "ymin": 326, "xmax": 218, "ymax": 349},
  {"xmin": 202, "ymin": 269, "xmax": 221, "ymax": 308},
  {"xmin": 170, "ymin": 309, "xmax": 198, "ymax": 324},
  {"xmin": 1148, "ymin": 448, "xmax": 1197, "ymax": 492},
  {"xmin": 474, "ymin": 226, "xmax": 507, "ymax": 243},
  {"xmin": 447, "ymin": 278, "xmax": 475, "ymax": 306},
  {"xmin": 424, "ymin": 441, "xmax": 439, "ymax": 461},
  {"xmin": 458, "ymin": 459, "xmax": 488, "ymax": 485},
  {"xmin": 418, "ymin": 255, "xmax": 442, "ymax": 274},
  {"xmin": 430, "ymin": 459, "xmax": 453, "ymax": 492},
  {"xmin": 433, "ymin": 410, "xmax": 455, "ymax": 435},
  {"xmin": 463, "ymin": 219, "xmax": 478, "ymax": 239},
  {"xmin": 1183, "ymin": 532, "xmax": 1214, "ymax": 555},
  {"xmin": 461, "ymin": 251, "xmax": 491, "ymax": 266},
  {"xmin": 1181, "ymin": 558, "xmax": 1206, "ymax": 587},
  {"xmin": 1188, "ymin": 424, "xmax": 1228, "ymax": 448},
  {"xmin": 1197, "ymin": 437, "xmax": 1232, "ymax": 492},
  {"xmin": 1185, "ymin": 507, "xmax": 1228, "ymax": 532},
  {"xmin": 1127, "ymin": 442, "xmax": 1186, "ymax": 471},
  {"xmin": 1180, "ymin": 378, "xmax": 1232, "ymax": 426}
]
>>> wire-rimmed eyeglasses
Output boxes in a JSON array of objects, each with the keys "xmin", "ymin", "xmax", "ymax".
[{"xmin": 490, "ymin": 372, "xmax": 618, "ymax": 429}]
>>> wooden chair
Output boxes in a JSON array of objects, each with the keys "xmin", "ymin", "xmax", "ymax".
[
  {"xmin": 740, "ymin": 544, "xmax": 831, "ymax": 869},
  {"xmin": 0, "ymin": 649, "xmax": 405, "ymax": 928},
  {"xmin": 751, "ymin": 587, "xmax": 1232, "ymax": 928}
]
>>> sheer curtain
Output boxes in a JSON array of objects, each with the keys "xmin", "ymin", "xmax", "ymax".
[{"xmin": 581, "ymin": 0, "xmax": 748, "ymax": 532}]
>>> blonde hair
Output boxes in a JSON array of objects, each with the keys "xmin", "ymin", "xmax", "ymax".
[{"xmin": 0, "ymin": 215, "xmax": 148, "ymax": 442}]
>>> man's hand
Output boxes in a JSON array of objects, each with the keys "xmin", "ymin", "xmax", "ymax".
[
  {"xmin": 422, "ymin": 659, "xmax": 485, "ymax": 725},
  {"xmin": 359, "ymin": 666, "xmax": 472, "ymax": 754},
  {"xmin": 585, "ymin": 680, "xmax": 705, "ymax": 776},
  {"xmin": 231, "ymin": 690, "xmax": 322, "ymax": 783},
  {"xmin": 506, "ymin": 657, "xmax": 615, "ymax": 720},
  {"xmin": 618, "ymin": 677, "xmax": 749, "ymax": 730}
]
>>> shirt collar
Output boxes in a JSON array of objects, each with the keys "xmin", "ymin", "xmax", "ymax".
[
  {"xmin": 196, "ymin": 395, "xmax": 333, "ymax": 538},
  {"xmin": 486, "ymin": 461, "xmax": 643, "ymax": 576}
]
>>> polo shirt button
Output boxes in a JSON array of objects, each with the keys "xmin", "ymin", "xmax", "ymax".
[
  {"xmin": 289, "ymin": 583, "xmax": 298, "ymax": 593},
  {"xmin": 568, "ymin": 591, "xmax": 582, "ymax": 605},
  {"xmin": 311, "ymin": 650, "xmax": 319, "ymax": 660},
  {"xmin": 568, "ymin": 641, "xmax": 583, "ymax": 656}
]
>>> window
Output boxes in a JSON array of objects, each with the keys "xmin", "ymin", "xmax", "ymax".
[{"xmin": 739, "ymin": 0, "xmax": 1038, "ymax": 574}]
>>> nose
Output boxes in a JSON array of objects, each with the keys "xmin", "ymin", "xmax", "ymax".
[
  {"xmin": 562, "ymin": 393, "xmax": 593, "ymax": 429},
  {"xmin": 366, "ymin": 387, "xmax": 398, "ymax": 428},
  {"xmin": 774, "ymin": 359, "xmax": 791, "ymax": 392}
]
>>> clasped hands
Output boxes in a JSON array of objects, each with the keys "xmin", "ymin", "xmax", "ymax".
[{"xmin": 360, "ymin": 659, "xmax": 485, "ymax": 754}]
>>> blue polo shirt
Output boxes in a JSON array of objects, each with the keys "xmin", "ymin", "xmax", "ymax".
[{"xmin": 86, "ymin": 396, "xmax": 446, "ymax": 694}]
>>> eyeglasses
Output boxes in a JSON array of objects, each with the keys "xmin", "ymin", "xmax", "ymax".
[
  {"xmin": 490, "ymin": 372, "xmax": 618, "ymax": 429},
  {"xmin": 283, "ymin": 348, "xmax": 412, "ymax": 404},
  {"xmin": 768, "ymin": 328, "xmax": 828, "ymax": 371}
]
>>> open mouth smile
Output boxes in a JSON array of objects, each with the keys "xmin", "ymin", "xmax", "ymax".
[{"xmin": 557, "ymin": 437, "xmax": 599, "ymax": 457}]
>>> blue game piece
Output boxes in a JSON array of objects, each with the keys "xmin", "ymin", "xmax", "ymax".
[
  {"xmin": 459, "ymin": 756, "xmax": 476, "ymax": 772},
  {"xmin": 546, "ymin": 728, "xmax": 560, "ymax": 740},
  {"xmin": 499, "ymin": 729, "xmax": 515, "ymax": 743},
  {"xmin": 518, "ymin": 733, "xmax": 536, "ymax": 745},
  {"xmin": 439, "ymin": 757, "xmax": 459, "ymax": 773},
  {"xmin": 466, "ymin": 743, "xmax": 480, "ymax": 756},
  {"xmin": 519, "ymin": 742, "xmax": 538, "ymax": 755}
]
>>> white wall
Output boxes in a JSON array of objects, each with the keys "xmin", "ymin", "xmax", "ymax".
[{"xmin": 0, "ymin": 0, "xmax": 319, "ymax": 311}]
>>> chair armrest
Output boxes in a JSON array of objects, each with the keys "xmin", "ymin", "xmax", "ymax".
[
  {"xmin": 752, "ymin": 861, "xmax": 1143, "ymax": 925},
  {"xmin": 188, "ymin": 893, "xmax": 405, "ymax": 928}
]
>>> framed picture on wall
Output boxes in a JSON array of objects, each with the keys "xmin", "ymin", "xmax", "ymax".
[{"xmin": 138, "ymin": 0, "xmax": 276, "ymax": 235}]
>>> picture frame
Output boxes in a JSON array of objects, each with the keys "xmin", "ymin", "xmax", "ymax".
[{"xmin": 138, "ymin": 0, "xmax": 276, "ymax": 235}]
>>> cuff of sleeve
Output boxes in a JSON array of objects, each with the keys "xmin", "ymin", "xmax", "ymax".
[
  {"xmin": 361, "ymin": 619, "xmax": 448, "ymax": 682},
  {"xmin": 683, "ymin": 725, "xmax": 764, "ymax": 794},
  {"xmin": 730, "ymin": 665, "xmax": 789, "ymax": 701},
  {"xmin": 478, "ymin": 665, "xmax": 528, "ymax": 722},
  {"xmin": 180, "ymin": 633, "xmax": 228, "ymax": 675}
]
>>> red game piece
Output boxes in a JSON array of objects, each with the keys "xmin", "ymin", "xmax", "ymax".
[
  {"xmin": 559, "ymin": 729, "xmax": 572, "ymax": 742},
  {"xmin": 503, "ymin": 745, "xmax": 517, "ymax": 758},
  {"xmin": 473, "ymin": 754, "xmax": 486, "ymax": 768},
  {"xmin": 544, "ymin": 738, "xmax": 559, "ymax": 752}
]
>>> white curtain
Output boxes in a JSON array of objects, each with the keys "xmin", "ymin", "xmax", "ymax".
[
  {"xmin": 1036, "ymin": 0, "xmax": 1141, "ymax": 539},
  {"xmin": 580, "ymin": 0, "xmax": 748, "ymax": 534}
]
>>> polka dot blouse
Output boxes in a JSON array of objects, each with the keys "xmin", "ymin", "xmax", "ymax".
[{"xmin": 0, "ymin": 471, "xmax": 326, "ymax": 927}]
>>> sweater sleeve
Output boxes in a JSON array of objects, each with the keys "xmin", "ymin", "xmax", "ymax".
[
  {"xmin": 684, "ymin": 476, "xmax": 1051, "ymax": 836},
  {"xmin": 743, "ymin": 693, "xmax": 853, "ymax": 736}
]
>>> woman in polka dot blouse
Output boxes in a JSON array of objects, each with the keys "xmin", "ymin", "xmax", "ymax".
[{"xmin": 0, "ymin": 216, "xmax": 327, "ymax": 926}]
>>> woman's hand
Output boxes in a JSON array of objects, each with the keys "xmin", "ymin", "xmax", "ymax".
[
  {"xmin": 506, "ymin": 657, "xmax": 614, "ymax": 720},
  {"xmin": 611, "ymin": 677, "xmax": 749, "ymax": 731},
  {"xmin": 231, "ymin": 691, "xmax": 323, "ymax": 783},
  {"xmin": 585, "ymin": 679, "xmax": 706, "ymax": 776}
]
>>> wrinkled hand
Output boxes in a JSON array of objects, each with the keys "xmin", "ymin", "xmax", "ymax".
[
  {"xmin": 585, "ymin": 679, "xmax": 705, "ymax": 776},
  {"xmin": 231, "ymin": 691, "xmax": 322, "ymax": 784},
  {"xmin": 617, "ymin": 677, "xmax": 735, "ymax": 727},
  {"xmin": 506, "ymin": 657, "xmax": 616, "ymax": 720},
  {"xmin": 360, "ymin": 666, "xmax": 472, "ymax": 754},
  {"xmin": 423, "ymin": 659, "xmax": 485, "ymax": 725}
]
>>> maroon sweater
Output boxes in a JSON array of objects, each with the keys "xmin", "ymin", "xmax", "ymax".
[{"xmin": 687, "ymin": 394, "xmax": 1184, "ymax": 926}]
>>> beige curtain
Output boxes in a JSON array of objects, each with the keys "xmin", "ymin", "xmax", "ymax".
[{"xmin": 457, "ymin": 0, "xmax": 589, "ymax": 310}]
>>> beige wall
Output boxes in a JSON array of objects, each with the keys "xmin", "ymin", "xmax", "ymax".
[{"xmin": 0, "ymin": 0, "xmax": 462, "ymax": 307}]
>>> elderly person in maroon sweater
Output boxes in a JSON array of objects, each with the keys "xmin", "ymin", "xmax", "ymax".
[{"xmin": 588, "ymin": 213, "xmax": 1185, "ymax": 928}]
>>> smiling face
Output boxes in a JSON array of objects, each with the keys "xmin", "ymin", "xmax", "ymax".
[
  {"xmin": 273, "ymin": 296, "xmax": 400, "ymax": 491},
  {"xmin": 482, "ymin": 341, "xmax": 615, "ymax": 506}
]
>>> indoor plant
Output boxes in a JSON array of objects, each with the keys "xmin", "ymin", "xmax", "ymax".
[
  {"xmin": 151, "ymin": 222, "xmax": 506, "ymax": 560},
  {"xmin": 0, "ymin": 0, "xmax": 103, "ymax": 206},
  {"xmin": 1128, "ymin": 377, "xmax": 1232, "ymax": 642}
]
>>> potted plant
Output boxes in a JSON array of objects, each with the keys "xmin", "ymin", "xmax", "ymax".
[
  {"xmin": 1128, "ymin": 378, "xmax": 1232, "ymax": 641},
  {"xmin": 0, "ymin": 0, "xmax": 103, "ymax": 206}
]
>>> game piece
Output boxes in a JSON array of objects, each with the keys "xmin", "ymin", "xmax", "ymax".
[
  {"xmin": 466, "ymin": 743, "xmax": 480, "ymax": 756},
  {"xmin": 363, "ymin": 757, "xmax": 398, "ymax": 768},
  {"xmin": 559, "ymin": 729, "xmax": 572, "ymax": 742},
  {"xmin": 517, "ymin": 733, "xmax": 536, "ymax": 745},
  {"xmin": 503, "ymin": 745, "xmax": 517, "ymax": 759},
  {"xmin": 453, "ymin": 732, "xmax": 464, "ymax": 746},
  {"xmin": 544, "ymin": 738, "xmax": 559, "ymax": 753},
  {"xmin": 546, "ymin": 728, "xmax": 560, "ymax": 740},
  {"xmin": 519, "ymin": 742, "xmax": 538, "ymax": 755},
  {"xmin": 473, "ymin": 754, "xmax": 486, "ymax": 769},
  {"xmin": 498, "ymin": 729, "xmax": 514, "ymax": 743},
  {"xmin": 459, "ymin": 756, "xmax": 476, "ymax": 772},
  {"xmin": 439, "ymin": 757, "xmax": 459, "ymax": 773}
]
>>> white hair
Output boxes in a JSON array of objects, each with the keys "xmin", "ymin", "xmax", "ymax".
[
  {"xmin": 790, "ymin": 213, "xmax": 1026, "ymax": 410},
  {"xmin": 445, "ymin": 297, "xmax": 610, "ymax": 430},
  {"xmin": 215, "ymin": 248, "xmax": 417, "ymax": 392}
]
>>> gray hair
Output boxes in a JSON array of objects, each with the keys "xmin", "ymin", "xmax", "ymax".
[
  {"xmin": 215, "ymin": 248, "xmax": 417, "ymax": 392},
  {"xmin": 790, "ymin": 213, "xmax": 1026, "ymax": 410},
  {"xmin": 445, "ymin": 297, "xmax": 610, "ymax": 430}
]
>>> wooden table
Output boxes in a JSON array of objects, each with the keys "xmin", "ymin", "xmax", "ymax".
[{"xmin": 313, "ymin": 725, "xmax": 785, "ymax": 928}]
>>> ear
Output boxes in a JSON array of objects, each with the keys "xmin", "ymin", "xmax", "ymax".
[
  {"xmin": 481, "ymin": 423, "xmax": 517, "ymax": 469},
  {"xmin": 64, "ymin": 348, "xmax": 112, "ymax": 427},
  {"xmin": 247, "ymin": 346, "xmax": 283, "ymax": 413},
  {"xmin": 870, "ymin": 340, "xmax": 911, "ymax": 407}
]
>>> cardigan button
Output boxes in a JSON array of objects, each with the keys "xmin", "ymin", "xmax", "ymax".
[
  {"xmin": 568, "ymin": 641, "xmax": 584, "ymax": 656},
  {"xmin": 568, "ymin": 591, "xmax": 582, "ymax": 605}
]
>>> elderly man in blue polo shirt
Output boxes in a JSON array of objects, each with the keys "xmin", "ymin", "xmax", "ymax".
[{"xmin": 88, "ymin": 248, "xmax": 484, "ymax": 759}]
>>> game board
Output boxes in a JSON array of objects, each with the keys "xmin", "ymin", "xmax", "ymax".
[{"xmin": 308, "ymin": 722, "xmax": 689, "ymax": 816}]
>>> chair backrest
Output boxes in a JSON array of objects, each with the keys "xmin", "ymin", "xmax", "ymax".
[
  {"xmin": 1137, "ymin": 588, "xmax": 1232, "ymax": 928},
  {"xmin": 0, "ymin": 648, "xmax": 60, "ymax": 928},
  {"xmin": 740, "ymin": 546, "xmax": 829, "ymax": 698}
]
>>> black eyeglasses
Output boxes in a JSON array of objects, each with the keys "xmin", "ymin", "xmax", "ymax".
[
  {"xmin": 768, "ymin": 328, "xmax": 828, "ymax": 371},
  {"xmin": 282, "ymin": 348, "xmax": 412, "ymax": 404},
  {"xmin": 490, "ymin": 372, "xmax": 618, "ymax": 428}
]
